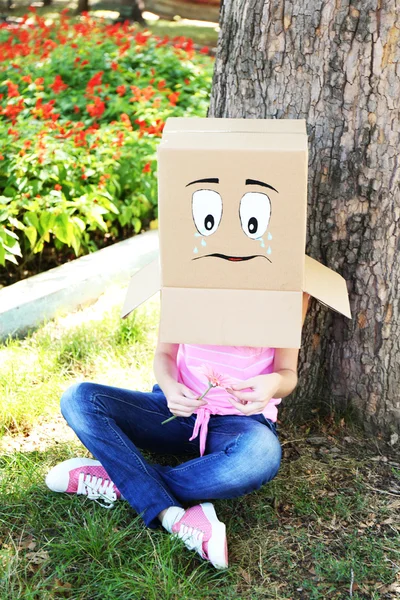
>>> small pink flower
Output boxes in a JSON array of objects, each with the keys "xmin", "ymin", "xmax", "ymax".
[{"xmin": 199, "ymin": 365, "xmax": 233, "ymax": 389}]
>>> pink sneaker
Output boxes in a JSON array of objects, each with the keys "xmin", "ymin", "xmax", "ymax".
[
  {"xmin": 45, "ymin": 458, "xmax": 121, "ymax": 508},
  {"xmin": 171, "ymin": 503, "xmax": 228, "ymax": 569}
]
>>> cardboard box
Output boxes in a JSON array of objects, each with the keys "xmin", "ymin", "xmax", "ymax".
[{"xmin": 122, "ymin": 118, "xmax": 351, "ymax": 348}]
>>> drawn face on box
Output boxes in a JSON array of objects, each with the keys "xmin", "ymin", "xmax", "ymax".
[{"xmin": 159, "ymin": 148, "xmax": 306, "ymax": 291}]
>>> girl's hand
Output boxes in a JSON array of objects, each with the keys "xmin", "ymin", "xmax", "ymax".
[
  {"xmin": 164, "ymin": 382, "xmax": 207, "ymax": 418},
  {"xmin": 227, "ymin": 373, "xmax": 282, "ymax": 415}
]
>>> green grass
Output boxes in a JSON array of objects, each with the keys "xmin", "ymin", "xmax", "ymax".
[
  {"xmin": 148, "ymin": 19, "xmax": 219, "ymax": 48},
  {"xmin": 0, "ymin": 295, "xmax": 158, "ymax": 435},
  {"xmin": 1, "ymin": 292, "xmax": 399, "ymax": 599}
]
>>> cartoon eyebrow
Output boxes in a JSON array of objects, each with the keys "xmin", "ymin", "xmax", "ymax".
[
  {"xmin": 186, "ymin": 178, "xmax": 219, "ymax": 187},
  {"xmin": 245, "ymin": 179, "xmax": 278, "ymax": 193}
]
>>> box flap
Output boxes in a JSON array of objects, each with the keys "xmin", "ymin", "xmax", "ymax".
[
  {"xmin": 121, "ymin": 258, "xmax": 161, "ymax": 318},
  {"xmin": 160, "ymin": 118, "xmax": 308, "ymax": 152},
  {"xmin": 160, "ymin": 288, "xmax": 303, "ymax": 348},
  {"xmin": 304, "ymin": 256, "xmax": 351, "ymax": 319},
  {"xmin": 163, "ymin": 117, "xmax": 306, "ymax": 135}
]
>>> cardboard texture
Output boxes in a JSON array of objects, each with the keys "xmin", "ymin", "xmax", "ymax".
[
  {"xmin": 123, "ymin": 117, "xmax": 351, "ymax": 348},
  {"xmin": 121, "ymin": 258, "xmax": 160, "ymax": 316}
]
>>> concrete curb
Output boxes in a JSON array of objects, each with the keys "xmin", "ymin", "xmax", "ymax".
[{"xmin": 0, "ymin": 230, "xmax": 159, "ymax": 342}]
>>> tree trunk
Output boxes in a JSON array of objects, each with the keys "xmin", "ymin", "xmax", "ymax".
[
  {"xmin": 118, "ymin": 0, "xmax": 146, "ymax": 25},
  {"xmin": 209, "ymin": 0, "xmax": 400, "ymax": 438},
  {"xmin": 76, "ymin": 0, "xmax": 89, "ymax": 14}
]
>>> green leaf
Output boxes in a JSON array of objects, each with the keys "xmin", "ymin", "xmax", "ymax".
[
  {"xmin": 4, "ymin": 240, "xmax": 21, "ymax": 256},
  {"xmin": 24, "ymin": 226, "xmax": 37, "ymax": 249},
  {"xmin": 8, "ymin": 217, "xmax": 25, "ymax": 230},
  {"xmin": 4, "ymin": 186, "xmax": 16, "ymax": 198},
  {"xmin": 3, "ymin": 228, "xmax": 19, "ymax": 240},
  {"xmin": 71, "ymin": 216, "xmax": 86, "ymax": 232},
  {"xmin": 5, "ymin": 252, "xmax": 18, "ymax": 265},
  {"xmin": 40, "ymin": 212, "xmax": 55, "ymax": 233},
  {"xmin": 53, "ymin": 213, "xmax": 71, "ymax": 244},
  {"xmin": 132, "ymin": 217, "xmax": 141, "ymax": 234},
  {"xmin": 24, "ymin": 212, "xmax": 40, "ymax": 230}
]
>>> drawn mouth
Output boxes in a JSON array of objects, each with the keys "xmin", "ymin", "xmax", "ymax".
[{"xmin": 192, "ymin": 253, "xmax": 271, "ymax": 263}]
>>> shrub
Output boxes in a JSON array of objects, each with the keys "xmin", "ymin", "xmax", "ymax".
[{"xmin": 0, "ymin": 9, "xmax": 213, "ymax": 275}]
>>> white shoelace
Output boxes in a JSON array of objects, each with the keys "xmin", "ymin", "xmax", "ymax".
[
  {"xmin": 77, "ymin": 472, "xmax": 117, "ymax": 509},
  {"xmin": 175, "ymin": 524, "xmax": 205, "ymax": 555}
]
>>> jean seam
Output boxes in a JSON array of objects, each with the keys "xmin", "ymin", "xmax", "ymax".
[
  {"xmin": 94, "ymin": 392, "xmax": 169, "ymax": 419},
  {"xmin": 102, "ymin": 416, "xmax": 177, "ymax": 506},
  {"xmin": 90, "ymin": 391, "xmax": 177, "ymax": 506}
]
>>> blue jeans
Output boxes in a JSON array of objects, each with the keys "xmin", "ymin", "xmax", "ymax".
[{"xmin": 60, "ymin": 382, "xmax": 282, "ymax": 528}]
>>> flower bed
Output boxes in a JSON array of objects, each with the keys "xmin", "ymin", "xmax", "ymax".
[{"xmin": 0, "ymin": 8, "xmax": 213, "ymax": 282}]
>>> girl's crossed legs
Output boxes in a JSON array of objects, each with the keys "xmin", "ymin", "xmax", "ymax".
[
  {"xmin": 47, "ymin": 382, "xmax": 281, "ymax": 568},
  {"xmin": 58, "ymin": 382, "xmax": 281, "ymax": 528}
]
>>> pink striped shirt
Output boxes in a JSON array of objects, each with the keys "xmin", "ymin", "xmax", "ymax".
[{"xmin": 176, "ymin": 344, "xmax": 281, "ymax": 455}]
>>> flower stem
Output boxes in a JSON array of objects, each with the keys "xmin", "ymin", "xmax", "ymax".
[{"xmin": 161, "ymin": 382, "xmax": 214, "ymax": 425}]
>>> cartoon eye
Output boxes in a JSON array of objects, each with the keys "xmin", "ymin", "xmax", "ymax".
[
  {"xmin": 192, "ymin": 189, "xmax": 223, "ymax": 236},
  {"xmin": 239, "ymin": 192, "xmax": 271, "ymax": 239}
]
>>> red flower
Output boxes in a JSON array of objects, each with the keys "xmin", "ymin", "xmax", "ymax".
[
  {"xmin": 120, "ymin": 113, "xmax": 132, "ymax": 130},
  {"xmin": 0, "ymin": 155, "xmax": 4, "ymax": 160},
  {"xmin": 116, "ymin": 85, "xmax": 126, "ymax": 96},
  {"xmin": 200, "ymin": 46, "xmax": 209, "ymax": 54},
  {"xmin": 156, "ymin": 36, "xmax": 169, "ymax": 48},
  {"xmin": 86, "ymin": 96, "xmax": 105, "ymax": 118},
  {"xmin": 111, "ymin": 61, "xmax": 118, "ymax": 71},
  {"xmin": 134, "ymin": 31, "xmax": 149, "ymax": 46},
  {"xmin": 73, "ymin": 105, "xmax": 80, "ymax": 113},
  {"xmin": 183, "ymin": 39, "xmax": 194, "ymax": 53},
  {"xmin": 54, "ymin": 184, "xmax": 62, "ymax": 190},
  {"xmin": 81, "ymin": 60, "xmax": 89, "ymax": 66},
  {"xmin": 86, "ymin": 71, "xmax": 103, "ymax": 92},
  {"xmin": 1, "ymin": 98, "xmax": 24, "ymax": 123},
  {"xmin": 21, "ymin": 75, "xmax": 32, "ymax": 83},
  {"xmin": 142, "ymin": 162, "xmax": 151, "ymax": 173},
  {"xmin": 50, "ymin": 75, "xmax": 68, "ymax": 94},
  {"xmin": 168, "ymin": 91, "xmax": 180, "ymax": 106},
  {"xmin": 119, "ymin": 40, "xmax": 130, "ymax": 55},
  {"xmin": 115, "ymin": 131, "xmax": 124, "ymax": 147},
  {"xmin": 6, "ymin": 81, "xmax": 19, "ymax": 98},
  {"xmin": 142, "ymin": 86, "xmax": 155, "ymax": 100},
  {"xmin": 157, "ymin": 79, "xmax": 166, "ymax": 90}
]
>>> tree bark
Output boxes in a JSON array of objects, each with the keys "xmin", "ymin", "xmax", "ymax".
[
  {"xmin": 209, "ymin": 0, "xmax": 400, "ymax": 437},
  {"xmin": 76, "ymin": 0, "xmax": 89, "ymax": 14}
]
